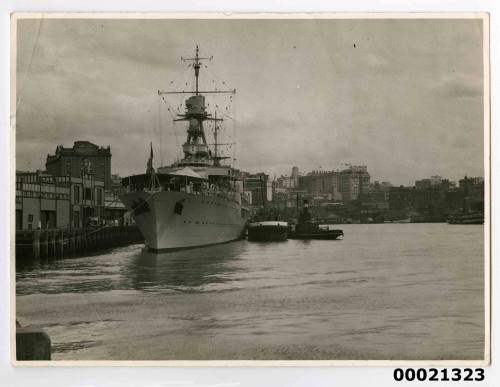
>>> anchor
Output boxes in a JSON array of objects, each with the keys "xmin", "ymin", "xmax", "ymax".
[{"xmin": 174, "ymin": 199, "xmax": 185, "ymax": 215}]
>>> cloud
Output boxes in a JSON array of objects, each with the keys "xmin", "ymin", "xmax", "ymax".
[
  {"xmin": 435, "ymin": 73, "xmax": 483, "ymax": 98},
  {"xmin": 364, "ymin": 53, "xmax": 391, "ymax": 71},
  {"xmin": 14, "ymin": 18, "xmax": 486, "ymax": 185}
]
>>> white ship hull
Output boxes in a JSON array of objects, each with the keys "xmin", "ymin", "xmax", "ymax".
[{"xmin": 120, "ymin": 190, "xmax": 249, "ymax": 251}]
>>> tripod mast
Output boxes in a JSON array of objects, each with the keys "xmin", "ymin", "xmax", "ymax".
[{"xmin": 157, "ymin": 46, "xmax": 235, "ymax": 167}]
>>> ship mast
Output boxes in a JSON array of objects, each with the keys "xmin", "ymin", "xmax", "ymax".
[
  {"xmin": 210, "ymin": 111, "xmax": 235, "ymax": 167},
  {"xmin": 158, "ymin": 46, "xmax": 235, "ymax": 167},
  {"xmin": 185, "ymin": 45, "xmax": 206, "ymax": 96}
]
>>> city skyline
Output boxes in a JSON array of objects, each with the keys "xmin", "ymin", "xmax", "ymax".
[
  {"xmin": 20, "ymin": 139, "xmax": 482, "ymax": 188},
  {"xmin": 15, "ymin": 18, "xmax": 485, "ymax": 186}
]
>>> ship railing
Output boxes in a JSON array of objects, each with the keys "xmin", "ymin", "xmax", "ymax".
[{"xmin": 130, "ymin": 182, "xmax": 239, "ymax": 204}]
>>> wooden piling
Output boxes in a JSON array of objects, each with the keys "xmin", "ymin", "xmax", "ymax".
[
  {"xmin": 16, "ymin": 225, "xmax": 143, "ymax": 262},
  {"xmin": 32, "ymin": 230, "xmax": 40, "ymax": 260},
  {"xmin": 58, "ymin": 230, "xmax": 64, "ymax": 258},
  {"xmin": 75, "ymin": 230, "xmax": 80, "ymax": 253},
  {"xmin": 41, "ymin": 231, "xmax": 49, "ymax": 260},
  {"xmin": 50, "ymin": 231, "xmax": 57, "ymax": 259},
  {"xmin": 71, "ymin": 230, "xmax": 76, "ymax": 255},
  {"xmin": 82, "ymin": 229, "xmax": 87, "ymax": 252},
  {"xmin": 96, "ymin": 228, "xmax": 101, "ymax": 248}
]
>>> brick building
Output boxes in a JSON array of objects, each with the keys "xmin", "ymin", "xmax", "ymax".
[{"xmin": 46, "ymin": 141, "xmax": 112, "ymax": 189}]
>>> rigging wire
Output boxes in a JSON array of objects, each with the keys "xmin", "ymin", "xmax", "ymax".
[
  {"xmin": 157, "ymin": 55, "xmax": 237, "ymax": 165},
  {"xmin": 158, "ymin": 94, "xmax": 163, "ymax": 166}
]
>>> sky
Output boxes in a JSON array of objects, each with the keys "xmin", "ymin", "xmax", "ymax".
[{"xmin": 15, "ymin": 17, "xmax": 485, "ymax": 186}]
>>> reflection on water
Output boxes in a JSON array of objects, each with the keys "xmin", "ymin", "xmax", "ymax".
[
  {"xmin": 16, "ymin": 241, "xmax": 247, "ymax": 295},
  {"xmin": 16, "ymin": 224, "xmax": 486, "ymax": 360},
  {"xmin": 124, "ymin": 243, "xmax": 244, "ymax": 292}
]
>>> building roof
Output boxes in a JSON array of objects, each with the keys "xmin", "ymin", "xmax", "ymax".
[{"xmin": 46, "ymin": 141, "xmax": 111, "ymax": 163}]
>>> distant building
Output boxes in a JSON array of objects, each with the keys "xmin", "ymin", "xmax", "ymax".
[
  {"xmin": 291, "ymin": 166, "xmax": 299, "ymax": 187},
  {"xmin": 104, "ymin": 191, "xmax": 134, "ymax": 226},
  {"xmin": 389, "ymin": 175, "xmax": 484, "ymax": 219},
  {"xmin": 275, "ymin": 167, "xmax": 300, "ymax": 190},
  {"xmin": 298, "ymin": 166, "xmax": 370, "ymax": 202},
  {"xmin": 299, "ymin": 170, "xmax": 342, "ymax": 200},
  {"xmin": 389, "ymin": 186, "xmax": 416, "ymax": 212},
  {"xmin": 415, "ymin": 175, "xmax": 452, "ymax": 191},
  {"xmin": 458, "ymin": 176, "xmax": 484, "ymax": 212},
  {"xmin": 241, "ymin": 172, "xmax": 272, "ymax": 206},
  {"xmin": 459, "ymin": 176, "xmax": 484, "ymax": 188},
  {"xmin": 276, "ymin": 175, "xmax": 296, "ymax": 189},
  {"xmin": 16, "ymin": 170, "xmax": 105, "ymax": 230},
  {"xmin": 46, "ymin": 141, "xmax": 112, "ymax": 189},
  {"xmin": 271, "ymin": 189, "xmax": 290, "ymax": 209},
  {"xmin": 414, "ymin": 186, "xmax": 448, "ymax": 217},
  {"xmin": 339, "ymin": 166, "xmax": 370, "ymax": 202},
  {"xmin": 366, "ymin": 181, "xmax": 392, "ymax": 209}
]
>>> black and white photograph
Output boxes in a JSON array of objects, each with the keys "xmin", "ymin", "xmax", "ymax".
[{"xmin": 11, "ymin": 13, "xmax": 489, "ymax": 364}]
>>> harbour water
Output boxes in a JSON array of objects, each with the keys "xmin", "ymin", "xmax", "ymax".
[{"xmin": 16, "ymin": 224, "xmax": 485, "ymax": 361}]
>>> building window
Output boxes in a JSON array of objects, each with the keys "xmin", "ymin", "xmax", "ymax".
[
  {"xmin": 96, "ymin": 188, "xmax": 103, "ymax": 205},
  {"xmin": 74, "ymin": 185, "xmax": 80, "ymax": 203},
  {"xmin": 85, "ymin": 187, "xmax": 92, "ymax": 201}
]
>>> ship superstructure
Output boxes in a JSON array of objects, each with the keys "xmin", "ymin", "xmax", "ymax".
[{"xmin": 119, "ymin": 46, "xmax": 250, "ymax": 251}]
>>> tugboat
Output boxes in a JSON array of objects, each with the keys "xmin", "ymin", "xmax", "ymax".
[
  {"xmin": 247, "ymin": 175, "xmax": 288, "ymax": 241},
  {"xmin": 288, "ymin": 200, "xmax": 344, "ymax": 240},
  {"xmin": 247, "ymin": 219, "xmax": 289, "ymax": 241}
]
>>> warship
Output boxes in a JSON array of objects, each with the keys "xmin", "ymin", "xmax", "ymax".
[{"xmin": 119, "ymin": 46, "xmax": 250, "ymax": 251}]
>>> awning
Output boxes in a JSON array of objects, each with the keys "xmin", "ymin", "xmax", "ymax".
[{"xmin": 169, "ymin": 167, "xmax": 205, "ymax": 179}]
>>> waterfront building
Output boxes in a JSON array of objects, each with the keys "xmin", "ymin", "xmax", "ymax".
[
  {"xmin": 15, "ymin": 170, "xmax": 105, "ymax": 230},
  {"xmin": 276, "ymin": 175, "xmax": 296, "ymax": 189},
  {"xmin": 104, "ymin": 191, "xmax": 134, "ymax": 226},
  {"xmin": 339, "ymin": 166, "xmax": 370, "ymax": 202},
  {"xmin": 388, "ymin": 175, "xmax": 484, "ymax": 220},
  {"xmin": 298, "ymin": 170, "xmax": 342, "ymax": 200},
  {"xmin": 390, "ymin": 184, "xmax": 448, "ymax": 219},
  {"xmin": 366, "ymin": 181, "xmax": 392, "ymax": 210},
  {"xmin": 389, "ymin": 186, "xmax": 416, "ymax": 212},
  {"xmin": 414, "ymin": 186, "xmax": 448, "ymax": 218},
  {"xmin": 46, "ymin": 141, "xmax": 112, "ymax": 189},
  {"xmin": 298, "ymin": 166, "xmax": 370, "ymax": 203},
  {"xmin": 459, "ymin": 176, "xmax": 484, "ymax": 188},
  {"xmin": 271, "ymin": 189, "xmax": 289, "ymax": 209},
  {"xmin": 275, "ymin": 167, "xmax": 300, "ymax": 190},
  {"xmin": 457, "ymin": 176, "xmax": 484, "ymax": 211},
  {"xmin": 291, "ymin": 166, "xmax": 299, "ymax": 187},
  {"xmin": 415, "ymin": 175, "xmax": 452, "ymax": 191},
  {"xmin": 297, "ymin": 174, "xmax": 312, "ymax": 193},
  {"xmin": 369, "ymin": 181, "xmax": 393, "ymax": 202},
  {"xmin": 241, "ymin": 172, "xmax": 272, "ymax": 206}
]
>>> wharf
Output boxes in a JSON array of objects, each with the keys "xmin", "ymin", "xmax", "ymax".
[{"xmin": 15, "ymin": 225, "xmax": 144, "ymax": 261}]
